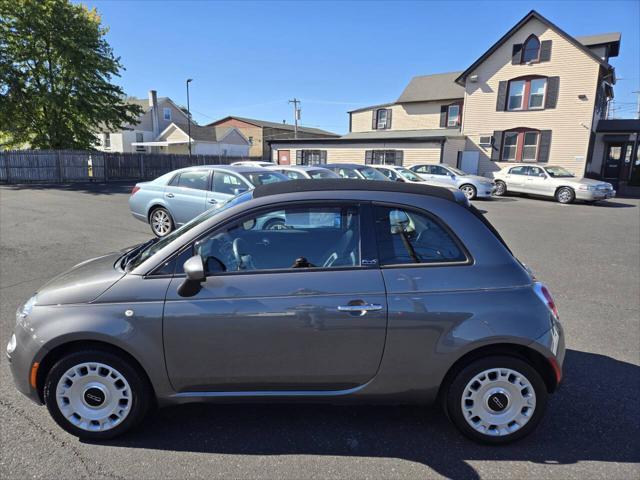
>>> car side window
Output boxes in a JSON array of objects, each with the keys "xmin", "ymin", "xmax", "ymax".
[
  {"xmin": 284, "ymin": 170, "xmax": 305, "ymax": 180},
  {"xmin": 528, "ymin": 167, "xmax": 545, "ymax": 177},
  {"xmin": 373, "ymin": 205, "xmax": 466, "ymax": 265},
  {"xmin": 213, "ymin": 172, "xmax": 244, "ymax": 195},
  {"xmin": 414, "ymin": 166, "xmax": 429, "ymax": 174},
  {"xmin": 168, "ymin": 173, "xmax": 181, "ymax": 186},
  {"xmin": 379, "ymin": 169, "xmax": 396, "ymax": 180},
  {"xmin": 336, "ymin": 168, "xmax": 359, "ymax": 179},
  {"xmin": 194, "ymin": 205, "xmax": 361, "ymax": 273},
  {"xmin": 432, "ymin": 166, "xmax": 448, "ymax": 176},
  {"xmin": 176, "ymin": 171, "xmax": 209, "ymax": 190},
  {"xmin": 509, "ymin": 166, "xmax": 528, "ymax": 175}
]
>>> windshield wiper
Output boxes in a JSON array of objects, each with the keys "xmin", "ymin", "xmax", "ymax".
[{"xmin": 120, "ymin": 238, "xmax": 158, "ymax": 270}]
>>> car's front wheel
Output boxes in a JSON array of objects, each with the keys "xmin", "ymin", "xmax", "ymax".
[
  {"xmin": 43, "ymin": 349, "xmax": 151, "ymax": 440},
  {"xmin": 555, "ymin": 187, "xmax": 575, "ymax": 204},
  {"xmin": 445, "ymin": 356, "xmax": 548, "ymax": 444},
  {"xmin": 149, "ymin": 207, "xmax": 174, "ymax": 237},
  {"xmin": 494, "ymin": 180, "xmax": 507, "ymax": 196},
  {"xmin": 459, "ymin": 184, "xmax": 477, "ymax": 200}
]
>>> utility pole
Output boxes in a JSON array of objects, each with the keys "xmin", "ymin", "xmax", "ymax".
[
  {"xmin": 288, "ymin": 98, "xmax": 301, "ymax": 138},
  {"xmin": 633, "ymin": 91, "xmax": 640, "ymax": 119},
  {"xmin": 186, "ymin": 78, "xmax": 193, "ymax": 156}
]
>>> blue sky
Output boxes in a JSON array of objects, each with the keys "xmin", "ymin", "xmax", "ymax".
[{"xmin": 83, "ymin": 0, "xmax": 639, "ymax": 134}]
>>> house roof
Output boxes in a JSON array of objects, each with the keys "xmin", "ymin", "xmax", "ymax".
[
  {"xmin": 125, "ymin": 96, "xmax": 192, "ymax": 124},
  {"xmin": 396, "ymin": 72, "xmax": 465, "ymax": 103},
  {"xmin": 207, "ymin": 116, "xmax": 339, "ymax": 137},
  {"xmin": 575, "ymin": 32, "xmax": 621, "ymax": 56},
  {"xmin": 348, "ymin": 102, "xmax": 397, "ymax": 114},
  {"xmin": 153, "ymin": 123, "xmax": 248, "ymax": 144},
  {"xmin": 269, "ymin": 128, "xmax": 464, "ymax": 144},
  {"xmin": 455, "ymin": 10, "xmax": 614, "ymax": 85}
]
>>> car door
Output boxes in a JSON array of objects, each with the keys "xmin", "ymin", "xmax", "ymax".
[
  {"xmin": 208, "ymin": 170, "xmax": 250, "ymax": 209},
  {"xmin": 504, "ymin": 166, "xmax": 528, "ymax": 192},
  {"xmin": 431, "ymin": 165, "xmax": 457, "ymax": 186},
  {"xmin": 162, "ymin": 202, "xmax": 388, "ymax": 393},
  {"xmin": 524, "ymin": 166, "xmax": 550, "ymax": 195},
  {"xmin": 164, "ymin": 170, "xmax": 211, "ymax": 225}
]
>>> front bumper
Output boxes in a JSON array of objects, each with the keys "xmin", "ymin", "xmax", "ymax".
[
  {"xmin": 575, "ymin": 189, "xmax": 616, "ymax": 201},
  {"xmin": 475, "ymin": 184, "xmax": 496, "ymax": 198},
  {"xmin": 7, "ymin": 326, "xmax": 44, "ymax": 404}
]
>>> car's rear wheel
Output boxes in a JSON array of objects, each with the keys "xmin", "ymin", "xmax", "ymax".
[
  {"xmin": 494, "ymin": 180, "xmax": 507, "ymax": 196},
  {"xmin": 149, "ymin": 207, "xmax": 174, "ymax": 237},
  {"xmin": 459, "ymin": 184, "xmax": 477, "ymax": 200},
  {"xmin": 445, "ymin": 356, "xmax": 548, "ymax": 445},
  {"xmin": 43, "ymin": 350, "xmax": 150, "ymax": 440},
  {"xmin": 263, "ymin": 217, "xmax": 286, "ymax": 230},
  {"xmin": 555, "ymin": 187, "xmax": 575, "ymax": 204}
]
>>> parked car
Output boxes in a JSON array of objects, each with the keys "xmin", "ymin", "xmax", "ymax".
[
  {"xmin": 8, "ymin": 179, "xmax": 564, "ymax": 444},
  {"xmin": 374, "ymin": 165, "xmax": 453, "ymax": 188},
  {"xmin": 129, "ymin": 166, "xmax": 288, "ymax": 236},
  {"xmin": 265, "ymin": 164, "xmax": 340, "ymax": 180},
  {"xmin": 410, "ymin": 164, "xmax": 495, "ymax": 200},
  {"xmin": 493, "ymin": 165, "xmax": 616, "ymax": 204},
  {"xmin": 230, "ymin": 161, "xmax": 273, "ymax": 167},
  {"xmin": 324, "ymin": 163, "xmax": 391, "ymax": 181}
]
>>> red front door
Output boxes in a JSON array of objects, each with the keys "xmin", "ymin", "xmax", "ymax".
[{"xmin": 278, "ymin": 150, "xmax": 291, "ymax": 165}]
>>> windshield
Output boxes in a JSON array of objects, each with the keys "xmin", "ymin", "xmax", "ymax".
[
  {"xmin": 396, "ymin": 168, "xmax": 423, "ymax": 182},
  {"xmin": 126, "ymin": 191, "xmax": 254, "ymax": 270},
  {"xmin": 308, "ymin": 169, "xmax": 337, "ymax": 179},
  {"xmin": 241, "ymin": 171, "xmax": 288, "ymax": 186},
  {"xmin": 447, "ymin": 166, "xmax": 468, "ymax": 176},
  {"xmin": 545, "ymin": 166, "xmax": 575, "ymax": 178},
  {"xmin": 357, "ymin": 167, "xmax": 390, "ymax": 181}
]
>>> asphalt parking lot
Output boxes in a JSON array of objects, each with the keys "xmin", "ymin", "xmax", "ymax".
[{"xmin": 1, "ymin": 183, "xmax": 638, "ymax": 480}]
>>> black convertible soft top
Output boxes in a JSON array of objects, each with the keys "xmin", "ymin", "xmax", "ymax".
[{"xmin": 253, "ymin": 179, "xmax": 458, "ymax": 202}]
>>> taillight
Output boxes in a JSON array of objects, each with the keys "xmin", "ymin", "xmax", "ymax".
[
  {"xmin": 131, "ymin": 185, "xmax": 140, "ymax": 196},
  {"xmin": 534, "ymin": 282, "xmax": 559, "ymax": 319}
]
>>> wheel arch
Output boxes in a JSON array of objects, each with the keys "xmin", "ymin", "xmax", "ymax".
[
  {"xmin": 35, "ymin": 339, "xmax": 156, "ymax": 404},
  {"xmin": 437, "ymin": 343, "xmax": 559, "ymax": 402},
  {"xmin": 147, "ymin": 203, "xmax": 172, "ymax": 222}
]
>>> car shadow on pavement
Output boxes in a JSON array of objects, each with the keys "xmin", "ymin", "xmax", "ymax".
[
  {"xmin": 1, "ymin": 182, "xmax": 136, "ymax": 195},
  {"xmin": 94, "ymin": 349, "xmax": 640, "ymax": 480}
]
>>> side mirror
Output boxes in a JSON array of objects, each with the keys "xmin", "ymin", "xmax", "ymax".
[
  {"xmin": 389, "ymin": 210, "xmax": 410, "ymax": 234},
  {"xmin": 449, "ymin": 174, "xmax": 456, "ymax": 179},
  {"xmin": 233, "ymin": 187, "xmax": 248, "ymax": 195},
  {"xmin": 178, "ymin": 255, "xmax": 205, "ymax": 297},
  {"xmin": 396, "ymin": 177, "xmax": 404, "ymax": 182}
]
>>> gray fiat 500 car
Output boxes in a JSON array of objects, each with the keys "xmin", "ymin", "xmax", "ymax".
[
  {"xmin": 8, "ymin": 180, "xmax": 564, "ymax": 444},
  {"xmin": 129, "ymin": 166, "xmax": 288, "ymax": 237}
]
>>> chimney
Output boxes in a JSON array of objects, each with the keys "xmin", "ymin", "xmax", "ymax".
[{"xmin": 149, "ymin": 90, "xmax": 160, "ymax": 137}]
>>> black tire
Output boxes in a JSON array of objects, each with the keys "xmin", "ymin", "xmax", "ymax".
[
  {"xmin": 555, "ymin": 187, "xmax": 575, "ymax": 204},
  {"xmin": 494, "ymin": 180, "xmax": 507, "ymax": 197},
  {"xmin": 444, "ymin": 355, "xmax": 548, "ymax": 445},
  {"xmin": 43, "ymin": 349, "xmax": 151, "ymax": 440},
  {"xmin": 459, "ymin": 184, "xmax": 477, "ymax": 200},
  {"xmin": 262, "ymin": 217, "xmax": 286, "ymax": 230},
  {"xmin": 149, "ymin": 207, "xmax": 174, "ymax": 237}
]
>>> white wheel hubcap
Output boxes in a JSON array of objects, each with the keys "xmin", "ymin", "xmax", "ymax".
[
  {"xmin": 56, "ymin": 362, "xmax": 132, "ymax": 432},
  {"xmin": 461, "ymin": 186, "xmax": 475, "ymax": 199},
  {"xmin": 152, "ymin": 210, "xmax": 171, "ymax": 235},
  {"xmin": 461, "ymin": 367, "xmax": 536, "ymax": 437},
  {"xmin": 558, "ymin": 190, "xmax": 572, "ymax": 203}
]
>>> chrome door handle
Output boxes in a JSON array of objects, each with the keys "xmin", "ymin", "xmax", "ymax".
[
  {"xmin": 166, "ymin": 193, "xmax": 174, "ymax": 198},
  {"xmin": 337, "ymin": 304, "xmax": 383, "ymax": 312},
  {"xmin": 208, "ymin": 198, "xmax": 218, "ymax": 204}
]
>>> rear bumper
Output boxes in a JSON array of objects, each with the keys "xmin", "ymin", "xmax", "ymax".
[
  {"xmin": 531, "ymin": 317, "xmax": 565, "ymax": 389},
  {"xmin": 131, "ymin": 211, "xmax": 147, "ymax": 223}
]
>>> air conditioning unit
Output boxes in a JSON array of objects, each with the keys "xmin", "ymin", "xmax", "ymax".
[
  {"xmin": 479, "ymin": 136, "xmax": 493, "ymax": 147},
  {"xmin": 469, "ymin": 74, "xmax": 478, "ymax": 83}
]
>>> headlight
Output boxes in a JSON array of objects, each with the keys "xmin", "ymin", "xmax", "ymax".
[
  {"xmin": 577, "ymin": 185, "xmax": 596, "ymax": 191},
  {"xmin": 16, "ymin": 295, "xmax": 37, "ymax": 323},
  {"xmin": 6, "ymin": 334, "xmax": 16, "ymax": 356}
]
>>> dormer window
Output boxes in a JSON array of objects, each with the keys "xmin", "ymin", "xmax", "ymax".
[
  {"xmin": 163, "ymin": 107, "xmax": 172, "ymax": 121},
  {"xmin": 522, "ymin": 35, "xmax": 540, "ymax": 63},
  {"xmin": 376, "ymin": 109, "xmax": 388, "ymax": 129}
]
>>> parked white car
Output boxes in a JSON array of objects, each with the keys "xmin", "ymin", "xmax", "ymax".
[
  {"xmin": 410, "ymin": 164, "xmax": 495, "ymax": 200},
  {"xmin": 230, "ymin": 161, "xmax": 273, "ymax": 167},
  {"xmin": 493, "ymin": 165, "xmax": 616, "ymax": 204},
  {"xmin": 265, "ymin": 165, "xmax": 339, "ymax": 180}
]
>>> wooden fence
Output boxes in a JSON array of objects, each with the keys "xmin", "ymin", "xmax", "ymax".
[{"xmin": 0, "ymin": 150, "xmax": 247, "ymax": 184}]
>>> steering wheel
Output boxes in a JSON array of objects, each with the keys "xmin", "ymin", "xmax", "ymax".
[{"xmin": 232, "ymin": 238, "xmax": 248, "ymax": 270}]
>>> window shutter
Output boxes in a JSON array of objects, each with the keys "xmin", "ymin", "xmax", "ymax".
[
  {"xmin": 439, "ymin": 106, "xmax": 447, "ymax": 127},
  {"xmin": 545, "ymin": 77, "xmax": 560, "ymax": 109},
  {"xmin": 385, "ymin": 109, "xmax": 392, "ymax": 129},
  {"xmin": 496, "ymin": 81, "xmax": 508, "ymax": 111},
  {"xmin": 372, "ymin": 110, "xmax": 377, "ymax": 130},
  {"xmin": 512, "ymin": 44, "xmax": 523, "ymax": 64},
  {"xmin": 394, "ymin": 150, "xmax": 403, "ymax": 166},
  {"xmin": 538, "ymin": 130, "xmax": 552, "ymax": 163},
  {"xmin": 320, "ymin": 150, "xmax": 327, "ymax": 164},
  {"xmin": 491, "ymin": 131, "xmax": 503, "ymax": 161},
  {"xmin": 365, "ymin": 150, "xmax": 373, "ymax": 165},
  {"xmin": 539, "ymin": 40, "xmax": 552, "ymax": 62},
  {"xmin": 296, "ymin": 150, "xmax": 303, "ymax": 165}
]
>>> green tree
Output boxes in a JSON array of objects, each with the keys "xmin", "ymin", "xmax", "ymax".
[{"xmin": 0, "ymin": 0, "xmax": 142, "ymax": 149}]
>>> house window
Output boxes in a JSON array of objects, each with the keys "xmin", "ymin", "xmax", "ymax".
[
  {"xmin": 502, "ymin": 132, "xmax": 518, "ymax": 161},
  {"xmin": 365, "ymin": 150, "xmax": 403, "ymax": 166},
  {"xmin": 376, "ymin": 109, "xmax": 388, "ymax": 129},
  {"xmin": 522, "ymin": 35, "xmax": 540, "ymax": 63},
  {"xmin": 447, "ymin": 104, "xmax": 460, "ymax": 127},
  {"xmin": 508, "ymin": 78, "xmax": 547, "ymax": 111},
  {"xmin": 248, "ymin": 136, "xmax": 254, "ymax": 145},
  {"xmin": 103, "ymin": 133, "xmax": 111, "ymax": 148},
  {"xmin": 297, "ymin": 150, "xmax": 327, "ymax": 165},
  {"xmin": 135, "ymin": 132, "xmax": 145, "ymax": 152},
  {"xmin": 501, "ymin": 129, "xmax": 540, "ymax": 162},
  {"xmin": 163, "ymin": 108, "xmax": 171, "ymax": 121}
]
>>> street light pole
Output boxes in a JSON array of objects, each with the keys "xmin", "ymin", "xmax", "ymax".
[{"xmin": 186, "ymin": 78, "xmax": 193, "ymax": 156}]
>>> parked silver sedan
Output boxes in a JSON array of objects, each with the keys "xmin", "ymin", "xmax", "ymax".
[
  {"xmin": 493, "ymin": 165, "xmax": 616, "ymax": 204},
  {"xmin": 410, "ymin": 164, "xmax": 495, "ymax": 200},
  {"xmin": 129, "ymin": 166, "xmax": 288, "ymax": 236},
  {"xmin": 265, "ymin": 164, "xmax": 340, "ymax": 180}
]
